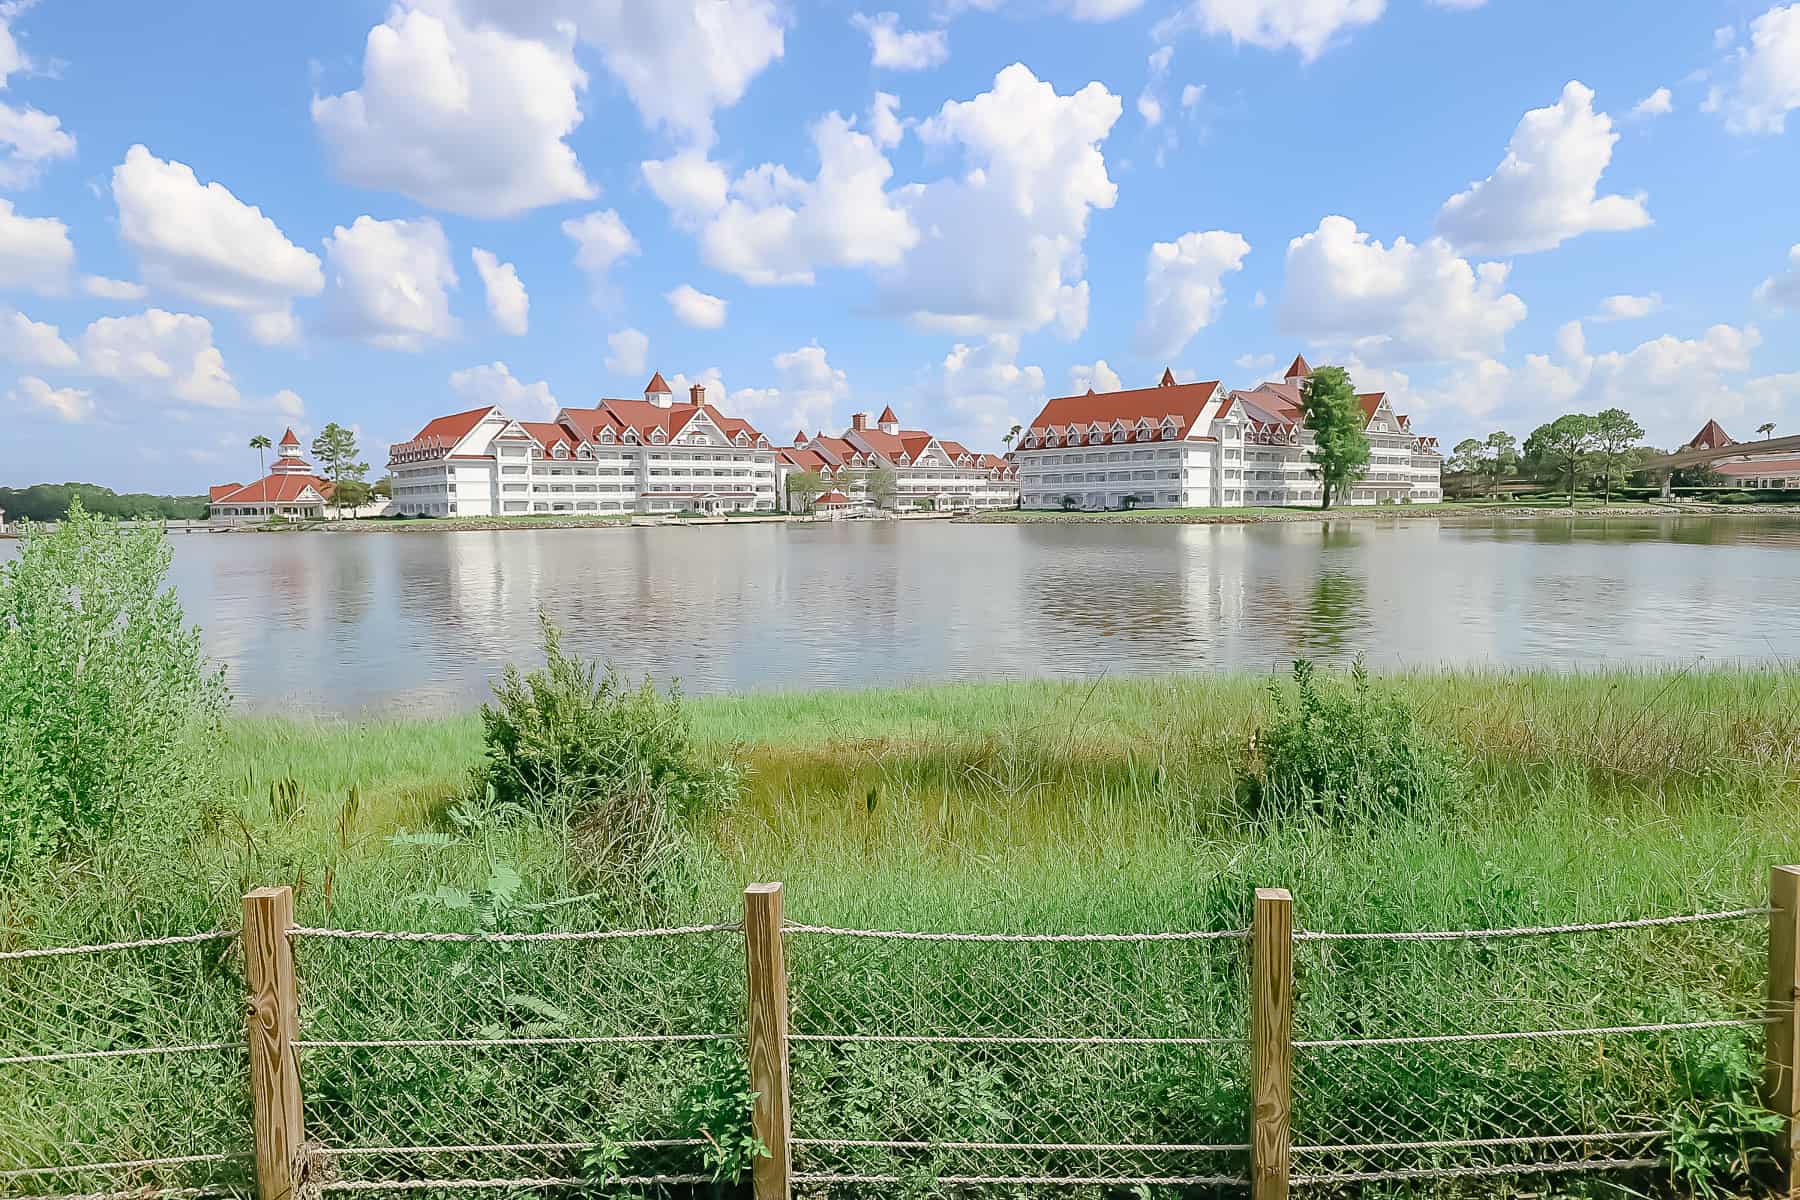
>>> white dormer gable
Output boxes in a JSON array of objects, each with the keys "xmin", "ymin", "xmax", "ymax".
[
  {"xmin": 650, "ymin": 427, "xmax": 667, "ymax": 443},
  {"xmin": 599, "ymin": 427, "xmax": 616, "ymax": 443}
]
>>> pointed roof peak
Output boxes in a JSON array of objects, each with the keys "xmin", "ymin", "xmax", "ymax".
[
  {"xmin": 1285, "ymin": 354, "xmax": 1311, "ymax": 379},
  {"xmin": 1086, "ymin": 387, "xmax": 1095, "ymax": 395},
  {"xmin": 877, "ymin": 404, "xmax": 899, "ymax": 423},
  {"xmin": 1158, "ymin": 367, "xmax": 1176, "ymax": 387},
  {"xmin": 279, "ymin": 427, "xmax": 301, "ymax": 447},
  {"xmin": 645, "ymin": 371, "xmax": 671, "ymax": 394}
]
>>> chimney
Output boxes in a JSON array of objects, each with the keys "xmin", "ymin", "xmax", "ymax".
[
  {"xmin": 690, "ymin": 384, "xmax": 706, "ymax": 407},
  {"xmin": 851, "ymin": 412, "xmax": 869, "ymax": 431}
]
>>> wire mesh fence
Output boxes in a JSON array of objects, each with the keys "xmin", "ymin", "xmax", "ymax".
[
  {"xmin": 0, "ymin": 930, "xmax": 252, "ymax": 1200},
  {"xmin": 288, "ymin": 922, "xmax": 746, "ymax": 1195}
]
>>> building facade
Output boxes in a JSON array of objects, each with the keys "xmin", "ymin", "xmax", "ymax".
[
  {"xmin": 1014, "ymin": 358, "xmax": 1443, "ymax": 510},
  {"xmin": 1683, "ymin": 420, "xmax": 1799, "ymax": 489},
  {"xmin": 775, "ymin": 406, "xmax": 1019, "ymax": 512},
  {"xmin": 210, "ymin": 428, "xmax": 334, "ymax": 522},
  {"xmin": 387, "ymin": 374, "xmax": 779, "ymax": 517}
]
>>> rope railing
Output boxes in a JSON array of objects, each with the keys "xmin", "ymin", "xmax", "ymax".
[
  {"xmin": 0, "ymin": 929, "xmax": 238, "ymax": 960},
  {"xmin": 287, "ymin": 920, "xmax": 739, "ymax": 943},
  {"xmin": 1290, "ymin": 906, "xmax": 1771, "ymax": 942}
]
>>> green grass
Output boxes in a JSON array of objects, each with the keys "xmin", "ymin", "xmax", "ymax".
[{"xmin": 8, "ymin": 668, "xmax": 1800, "ymax": 1195}]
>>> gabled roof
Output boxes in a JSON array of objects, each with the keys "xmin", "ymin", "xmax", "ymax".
[
  {"xmin": 279, "ymin": 427, "xmax": 301, "ymax": 448},
  {"xmin": 1359, "ymin": 393, "xmax": 1386, "ymax": 422},
  {"xmin": 407, "ymin": 405, "xmax": 496, "ymax": 446},
  {"xmin": 1687, "ymin": 419, "xmax": 1735, "ymax": 450},
  {"xmin": 1027, "ymin": 380, "xmax": 1220, "ymax": 436},
  {"xmin": 645, "ymin": 371, "xmax": 671, "ymax": 395},
  {"xmin": 1285, "ymin": 354, "xmax": 1311, "ymax": 379},
  {"xmin": 1159, "ymin": 367, "xmax": 1176, "ymax": 387},
  {"xmin": 520, "ymin": 421, "xmax": 580, "ymax": 456},
  {"xmin": 209, "ymin": 483, "xmax": 242, "ymax": 502},
  {"xmin": 877, "ymin": 405, "xmax": 898, "ymax": 423},
  {"xmin": 210, "ymin": 473, "xmax": 330, "ymax": 506},
  {"xmin": 1715, "ymin": 457, "xmax": 1800, "ymax": 477}
]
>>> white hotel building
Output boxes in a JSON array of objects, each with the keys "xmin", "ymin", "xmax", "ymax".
[
  {"xmin": 387, "ymin": 373, "xmax": 779, "ymax": 516},
  {"xmin": 776, "ymin": 406, "xmax": 1019, "ymax": 512},
  {"xmin": 1014, "ymin": 357, "xmax": 1442, "ymax": 510}
]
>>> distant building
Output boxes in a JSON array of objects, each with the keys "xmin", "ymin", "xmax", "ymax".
[
  {"xmin": 1683, "ymin": 421, "xmax": 1799, "ymax": 488},
  {"xmin": 209, "ymin": 428, "xmax": 334, "ymax": 523},
  {"xmin": 387, "ymin": 374, "xmax": 779, "ymax": 517},
  {"xmin": 775, "ymin": 406, "xmax": 1019, "ymax": 512},
  {"xmin": 1013, "ymin": 357, "xmax": 1443, "ymax": 510}
]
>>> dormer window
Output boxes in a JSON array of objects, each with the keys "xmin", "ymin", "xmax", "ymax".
[
  {"xmin": 651, "ymin": 428, "xmax": 667, "ymax": 444},
  {"xmin": 553, "ymin": 444, "xmax": 568, "ymax": 458},
  {"xmin": 735, "ymin": 432, "xmax": 749, "ymax": 446},
  {"xmin": 600, "ymin": 429, "xmax": 615, "ymax": 444}
]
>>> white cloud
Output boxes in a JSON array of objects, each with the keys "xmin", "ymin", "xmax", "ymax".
[
  {"xmin": 448, "ymin": 360, "xmax": 559, "ymax": 420},
  {"xmin": 1234, "ymin": 352, "xmax": 1277, "ymax": 372},
  {"xmin": 1181, "ymin": 83, "xmax": 1205, "ymax": 109},
  {"xmin": 1070, "ymin": 0, "xmax": 1147, "ymax": 16},
  {"xmin": 666, "ymin": 283, "xmax": 727, "ymax": 329},
  {"xmin": 1437, "ymin": 82, "xmax": 1649, "ymax": 256},
  {"xmin": 1136, "ymin": 229, "xmax": 1251, "ymax": 358},
  {"xmin": 561, "ymin": 209, "xmax": 639, "ymax": 301},
  {"xmin": 111, "ymin": 145, "xmax": 323, "ymax": 342},
  {"xmin": 322, "ymin": 215, "xmax": 458, "ymax": 351},
  {"xmin": 1137, "ymin": 93, "xmax": 1163, "ymax": 126},
  {"xmin": 312, "ymin": 0, "xmax": 595, "ymax": 217},
  {"xmin": 1716, "ymin": 24, "xmax": 1738, "ymax": 50},
  {"xmin": 1708, "ymin": 3, "xmax": 1800, "ymax": 135},
  {"xmin": 1631, "ymin": 87, "xmax": 1673, "ymax": 118},
  {"xmin": 727, "ymin": 342, "xmax": 850, "ymax": 433},
  {"xmin": 1153, "ymin": 0, "xmax": 1386, "ymax": 62},
  {"xmin": 78, "ymin": 308, "xmax": 239, "ymax": 409},
  {"xmin": 0, "ymin": 5, "xmax": 31, "ymax": 85},
  {"xmin": 605, "ymin": 327, "xmax": 648, "ymax": 376},
  {"xmin": 271, "ymin": 388, "xmax": 305, "ymax": 418},
  {"xmin": 881, "ymin": 63, "xmax": 1121, "ymax": 337},
  {"xmin": 1756, "ymin": 244, "xmax": 1800, "ymax": 311},
  {"xmin": 666, "ymin": 112, "xmax": 916, "ymax": 286},
  {"xmin": 462, "ymin": 0, "xmax": 784, "ymax": 146},
  {"xmin": 851, "ymin": 11, "xmax": 948, "ymax": 70},
  {"xmin": 1281, "ymin": 215, "xmax": 1527, "ymax": 364},
  {"xmin": 81, "ymin": 275, "xmax": 146, "ymax": 301},
  {"xmin": 0, "ymin": 101, "xmax": 72, "ymax": 188},
  {"xmin": 1069, "ymin": 359, "xmax": 1122, "ymax": 393},
  {"xmin": 248, "ymin": 310, "xmax": 301, "ymax": 347},
  {"xmin": 923, "ymin": 333, "xmax": 1045, "ymax": 446},
  {"xmin": 470, "ymin": 247, "xmax": 527, "ymax": 335},
  {"xmin": 868, "ymin": 91, "xmax": 905, "ymax": 148},
  {"xmin": 0, "ymin": 307, "xmax": 75, "ymax": 367},
  {"xmin": 0, "ymin": 197, "xmax": 70, "ymax": 293},
  {"xmin": 641, "ymin": 149, "xmax": 731, "ymax": 223},
  {"xmin": 10, "ymin": 375, "xmax": 92, "ymax": 422},
  {"xmin": 1592, "ymin": 293, "xmax": 1662, "ymax": 322}
]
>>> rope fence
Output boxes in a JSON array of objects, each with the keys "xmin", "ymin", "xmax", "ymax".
[{"xmin": 3, "ymin": 874, "xmax": 1795, "ymax": 1199}]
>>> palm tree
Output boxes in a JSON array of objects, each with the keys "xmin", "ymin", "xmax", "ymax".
[
  {"xmin": 249, "ymin": 434, "xmax": 272, "ymax": 478},
  {"xmin": 1003, "ymin": 423, "xmax": 1022, "ymax": 450},
  {"xmin": 1759, "ymin": 422, "xmax": 1777, "ymax": 440}
]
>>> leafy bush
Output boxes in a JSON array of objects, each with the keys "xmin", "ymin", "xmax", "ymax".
[
  {"xmin": 475, "ymin": 614, "xmax": 740, "ymax": 899},
  {"xmin": 1666, "ymin": 1037, "xmax": 1784, "ymax": 1198},
  {"xmin": 0, "ymin": 499, "xmax": 227, "ymax": 884},
  {"xmin": 1239, "ymin": 659, "xmax": 1462, "ymax": 822}
]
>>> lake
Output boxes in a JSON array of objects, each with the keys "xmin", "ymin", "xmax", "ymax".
[{"xmin": 8, "ymin": 515, "xmax": 1800, "ymax": 714}]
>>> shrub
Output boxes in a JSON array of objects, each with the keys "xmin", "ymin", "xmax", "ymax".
[
  {"xmin": 0, "ymin": 499, "xmax": 227, "ymax": 884},
  {"xmin": 1239, "ymin": 659, "xmax": 1462, "ymax": 822},
  {"xmin": 475, "ymin": 615, "xmax": 740, "ymax": 898}
]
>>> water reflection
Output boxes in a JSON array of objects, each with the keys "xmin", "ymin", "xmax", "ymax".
[{"xmin": 6, "ymin": 514, "xmax": 1797, "ymax": 714}]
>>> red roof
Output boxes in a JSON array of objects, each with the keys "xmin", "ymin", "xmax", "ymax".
[
  {"xmin": 877, "ymin": 405, "xmax": 898, "ymax": 423},
  {"xmin": 279, "ymin": 427, "xmax": 300, "ymax": 448},
  {"xmin": 1027, "ymin": 380, "xmax": 1220, "ymax": 436},
  {"xmin": 645, "ymin": 371, "xmax": 671, "ymax": 394},
  {"xmin": 818, "ymin": 490, "xmax": 851, "ymax": 504},
  {"xmin": 210, "ymin": 473, "xmax": 331, "ymax": 506},
  {"xmin": 407, "ymin": 405, "xmax": 494, "ymax": 447},
  {"xmin": 209, "ymin": 483, "xmax": 242, "ymax": 502},
  {"xmin": 1359, "ymin": 393, "xmax": 1385, "ymax": 421},
  {"xmin": 269, "ymin": 456, "xmax": 310, "ymax": 471},
  {"xmin": 520, "ymin": 421, "xmax": 580, "ymax": 456},
  {"xmin": 1159, "ymin": 367, "xmax": 1176, "ymax": 387},
  {"xmin": 1687, "ymin": 420, "xmax": 1735, "ymax": 450},
  {"xmin": 1285, "ymin": 354, "xmax": 1311, "ymax": 379},
  {"xmin": 1715, "ymin": 458, "xmax": 1800, "ymax": 477}
]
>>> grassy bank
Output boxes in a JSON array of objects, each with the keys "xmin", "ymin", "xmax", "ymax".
[
  {"xmin": 8, "ymin": 668, "xmax": 1800, "ymax": 1195},
  {"xmin": 962, "ymin": 500, "xmax": 1800, "ymax": 525}
]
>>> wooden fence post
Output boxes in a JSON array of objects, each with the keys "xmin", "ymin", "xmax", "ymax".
[
  {"xmin": 1251, "ymin": 887, "xmax": 1294, "ymax": 1200},
  {"xmin": 1765, "ymin": 866, "xmax": 1800, "ymax": 1198},
  {"xmin": 744, "ymin": 883, "xmax": 792, "ymax": 1200},
  {"xmin": 243, "ymin": 886, "xmax": 304, "ymax": 1200}
]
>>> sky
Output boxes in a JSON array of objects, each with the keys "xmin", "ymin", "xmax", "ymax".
[{"xmin": 0, "ymin": 0, "xmax": 1796, "ymax": 493}]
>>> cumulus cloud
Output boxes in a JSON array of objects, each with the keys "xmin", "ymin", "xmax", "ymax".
[
  {"xmin": 111, "ymin": 145, "xmax": 323, "ymax": 344},
  {"xmin": 322, "ymin": 216, "xmax": 458, "ymax": 351},
  {"xmin": 0, "ymin": 101, "xmax": 73, "ymax": 189},
  {"xmin": 868, "ymin": 91, "xmax": 905, "ymax": 147},
  {"xmin": 1234, "ymin": 352, "xmax": 1278, "ymax": 373},
  {"xmin": 1135, "ymin": 229, "xmax": 1251, "ymax": 358},
  {"xmin": 0, "ymin": 307, "xmax": 75, "ymax": 367},
  {"xmin": 1592, "ymin": 293, "xmax": 1662, "ymax": 322},
  {"xmin": 605, "ymin": 328, "xmax": 648, "ymax": 376},
  {"xmin": 470, "ymin": 247, "xmax": 527, "ymax": 335},
  {"xmin": 561, "ymin": 209, "xmax": 639, "ymax": 302},
  {"xmin": 1281, "ymin": 215, "xmax": 1527, "ymax": 364},
  {"xmin": 312, "ymin": 0, "xmax": 595, "ymax": 217},
  {"xmin": 78, "ymin": 308, "xmax": 239, "ymax": 409},
  {"xmin": 666, "ymin": 283, "xmax": 728, "ymax": 329},
  {"xmin": 1632, "ymin": 87, "xmax": 1673, "ymax": 118},
  {"xmin": 922, "ymin": 334, "xmax": 1045, "ymax": 446},
  {"xmin": 727, "ymin": 342, "xmax": 850, "ymax": 434},
  {"xmin": 851, "ymin": 11, "xmax": 948, "ymax": 70},
  {"xmin": 1152, "ymin": 0, "xmax": 1386, "ymax": 62},
  {"xmin": 1756, "ymin": 244, "xmax": 1800, "ymax": 311},
  {"xmin": 1069, "ymin": 359, "xmax": 1122, "ymax": 393},
  {"xmin": 448, "ymin": 360, "xmax": 559, "ymax": 419},
  {"xmin": 1437, "ymin": 82, "xmax": 1649, "ymax": 256},
  {"xmin": 0, "ymin": 197, "xmax": 71, "ymax": 293},
  {"xmin": 81, "ymin": 275, "xmax": 147, "ymax": 301},
  {"xmin": 1707, "ymin": 3, "xmax": 1800, "ymax": 135},
  {"xmin": 10, "ymin": 375, "xmax": 92, "ymax": 422}
]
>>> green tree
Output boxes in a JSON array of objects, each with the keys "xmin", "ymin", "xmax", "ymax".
[
  {"xmin": 1299, "ymin": 365, "xmax": 1371, "ymax": 509},
  {"xmin": 1450, "ymin": 438, "xmax": 1484, "ymax": 477},
  {"xmin": 785, "ymin": 469, "xmax": 824, "ymax": 513},
  {"xmin": 372, "ymin": 475, "xmax": 393, "ymax": 499},
  {"xmin": 1002, "ymin": 423, "xmax": 1022, "ymax": 450},
  {"xmin": 1524, "ymin": 414, "xmax": 1598, "ymax": 507},
  {"xmin": 1590, "ymin": 408, "xmax": 1645, "ymax": 504},
  {"xmin": 1758, "ymin": 422, "xmax": 1776, "ymax": 439},
  {"xmin": 1480, "ymin": 431, "xmax": 1518, "ymax": 498},
  {"xmin": 331, "ymin": 479, "xmax": 373, "ymax": 511},
  {"xmin": 249, "ymin": 433, "xmax": 272, "ymax": 481},
  {"xmin": 865, "ymin": 465, "xmax": 899, "ymax": 509},
  {"xmin": 311, "ymin": 423, "xmax": 370, "ymax": 514}
]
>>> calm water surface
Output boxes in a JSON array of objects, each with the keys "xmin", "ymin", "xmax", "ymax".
[{"xmin": 10, "ymin": 516, "xmax": 1800, "ymax": 714}]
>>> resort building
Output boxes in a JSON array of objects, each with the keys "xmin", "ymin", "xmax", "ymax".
[
  {"xmin": 1682, "ymin": 420, "xmax": 1799, "ymax": 489},
  {"xmin": 1013, "ymin": 358, "xmax": 1443, "ymax": 510},
  {"xmin": 387, "ymin": 374, "xmax": 780, "ymax": 516},
  {"xmin": 775, "ymin": 406, "xmax": 1019, "ymax": 512},
  {"xmin": 209, "ymin": 428, "xmax": 334, "ymax": 523}
]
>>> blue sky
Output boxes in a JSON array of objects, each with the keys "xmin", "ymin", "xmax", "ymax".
[{"xmin": 0, "ymin": 0, "xmax": 1796, "ymax": 492}]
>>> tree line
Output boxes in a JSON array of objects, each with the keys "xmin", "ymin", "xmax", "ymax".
[{"xmin": 0, "ymin": 483, "xmax": 210, "ymax": 523}]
